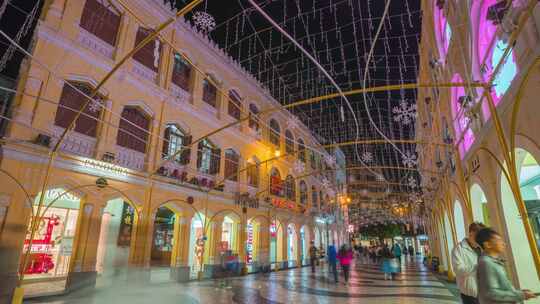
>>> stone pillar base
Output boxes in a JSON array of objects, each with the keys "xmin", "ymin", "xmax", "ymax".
[
  {"xmin": 66, "ymin": 271, "xmax": 97, "ymax": 292},
  {"xmin": 170, "ymin": 266, "xmax": 191, "ymax": 282},
  {"xmin": 0, "ymin": 272, "xmax": 17, "ymax": 304}
]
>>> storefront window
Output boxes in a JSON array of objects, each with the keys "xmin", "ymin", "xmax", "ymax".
[
  {"xmin": 21, "ymin": 188, "xmax": 80, "ymax": 296},
  {"xmin": 151, "ymin": 207, "xmax": 175, "ymax": 266}
]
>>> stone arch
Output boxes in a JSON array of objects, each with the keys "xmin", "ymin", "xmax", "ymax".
[
  {"xmin": 470, "ymin": 183, "xmax": 490, "ymax": 225},
  {"xmin": 498, "ymin": 147, "xmax": 540, "ymax": 290},
  {"xmin": 453, "ymin": 200, "xmax": 467, "ymax": 241}
]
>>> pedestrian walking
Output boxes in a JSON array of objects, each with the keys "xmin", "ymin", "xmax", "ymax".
[
  {"xmin": 392, "ymin": 243, "xmax": 402, "ymax": 265},
  {"xmin": 451, "ymin": 222, "xmax": 486, "ymax": 304},
  {"xmin": 309, "ymin": 241, "xmax": 318, "ymax": 273},
  {"xmin": 327, "ymin": 243, "xmax": 338, "ymax": 283},
  {"xmin": 337, "ymin": 244, "xmax": 354, "ymax": 285},
  {"xmin": 408, "ymin": 245, "xmax": 415, "ymax": 261},
  {"xmin": 475, "ymin": 228, "xmax": 537, "ymax": 304},
  {"xmin": 381, "ymin": 244, "xmax": 399, "ymax": 280}
]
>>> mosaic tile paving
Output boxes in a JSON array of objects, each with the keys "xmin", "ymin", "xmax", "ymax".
[{"xmin": 26, "ymin": 258, "xmax": 459, "ymax": 304}]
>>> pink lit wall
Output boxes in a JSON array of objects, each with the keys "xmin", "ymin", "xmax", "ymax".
[{"xmin": 451, "ymin": 74, "xmax": 475, "ymax": 157}]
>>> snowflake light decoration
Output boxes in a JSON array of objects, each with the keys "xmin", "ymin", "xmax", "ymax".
[
  {"xmin": 292, "ymin": 160, "xmax": 305, "ymax": 175},
  {"xmin": 402, "ymin": 151, "xmax": 418, "ymax": 168},
  {"xmin": 376, "ymin": 174, "xmax": 385, "ymax": 182},
  {"xmin": 392, "ymin": 100, "xmax": 417, "ymax": 125},
  {"xmin": 88, "ymin": 99, "xmax": 103, "ymax": 113},
  {"xmin": 286, "ymin": 116, "xmax": 301, "ymax": 130},
  {"xmin": 361, "ymin": 151, "xmax": 373, "ymax": 163},
  {"xmin": 321, "ymin": 177, "xmax": 330, "ymax": 190},
  {"xmin": 324, "ymin": 155, "xmax": 336, "ymax": 168},
  {"xmin": 192, "ymin": 11, "xmax": 216, "ymax": 33},
  {"xmin": 407, "ymin": 176, "xmax": 418, "ymax": 188}
]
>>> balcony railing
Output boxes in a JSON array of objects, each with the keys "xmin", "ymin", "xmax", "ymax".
[
  {"xmin": 77, "ymin": 27, "xmax": 114, "ymax": 59},
  {"xmin": 169, "ymin": 83, "xmax": 191, "ymax": 104},
  {"xmin": 115, "ymin": 145, "xmax": 145, "ymax": 171},
  {"xmin": 50, "ymin": 126, "xmax": 97, "ymax": 158},
  {"xmin": 132, "ymin": 60, "xmax": 158, "ymax": 84}
]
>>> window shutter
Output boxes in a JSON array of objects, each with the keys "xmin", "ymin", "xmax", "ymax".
[
  {"xmin": 80, "ymin": 0, "xmax": 121, "ymax": 46},
  {"xmin": 133, "ymin": 27, "xmax": 160, "ymax": 72},
  {"xmin": 180, "ymin": 135, "xmax": 192, "ymax": 165},
  {"xmin": 210, "ymin": 148, "xmax": 221, "ymax": 175},
  {"xmin": 162, "ymin": 127, "xmax": 171, "ymax": 158},
  {"xmin": 196, "ymin": 141, "xmax": 203, "ymax": 169}
]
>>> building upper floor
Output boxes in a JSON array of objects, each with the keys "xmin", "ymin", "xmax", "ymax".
[
  {"xmin": 415, "ymin": 0, "xmax": 540, "ymax": 176},
  {"xmin": 2, "ymin": 0, "xmax": 343, "ymax": 213}
]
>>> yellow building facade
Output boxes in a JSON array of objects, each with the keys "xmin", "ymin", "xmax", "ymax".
[
  {"xmin": 0, "ymin": 0, "xmax": 348, "ymax": 301},
  {"xmin": 416, "ymin": 0, "xmax": 540, "ymax": 301}
]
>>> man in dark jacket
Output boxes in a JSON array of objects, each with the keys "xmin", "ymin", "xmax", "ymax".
[{"xmin": 327, "ymin": 243, "xmax": 338, "ymax": 283}]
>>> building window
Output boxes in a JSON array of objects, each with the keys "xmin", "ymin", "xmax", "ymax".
[
  {"xmin": 319, "ymin": 190, "xmax": 324, "ymax": 209},
  {"xmin": 224, "ymin": 149, "xmax": 240, "ymax": 181},
  {"xmin": 491, "ymin": 40, "xmax": 517, "ymax": 99},
  {"xmin": 285, "ymin": 130, "xmax": 294, "ymax": 154},
  {"xmin": 298, "ymin": 139, "xmax": 306, "ymax": 162},
  {"xmin": 228, "ymin": 90, "xmax": 242, "ymax": 120},
  {"xmin": 310, "ymin": 151, "xmax": 317, "ymax": 170},
  {"xmin": 269, "ymin": 119, "xmax": 280, "ymax": 147},
  {"xmin": 117, "ymin": 107, "xmax": 150, "ymax": 153},
  {"xmin": 162, "ymin": 124, "xmax": 191, "ymax": 164},
  {"xmin": 270, "ymin": 168, "xmax": 282, "ymax": 196},
  {"xmin": 54, "ymin": 82, "xmax": 102, "ymax": 137},
  {"xmin": 80, "ymin": 0, "xmax": 121, "ymax": 46},
  {"xmin": 451, "ymin": 73, "xmax": 475, "ymax": 157},
  {"xmin": 197, "ymin": 139, "xmax": 220, "ymax": 175},
  {"xmin": 284, "ymin": 175, "xmax": 296, "ymax": 201},
  {"xmin": 133, "ymin": 27, "xmax": 161, "ymax": 72},
  {"xmin": 472, "ymin": 0, "xmax": 518, "ymax": 108},
  {"xmin": 434, "ymin": 0, "xmax": 451, "ymax": 61},
  {"xmin": 248, "ymin": 103, "xmax": 259, "ymax": 131},
  {"xmin": 247, "ymin": 157, "xmax": 259, "ymax": 187},
  {"xmin": 172, "ymin": 53, "xmax": 191, "ymax": 91},
  {"xmin": 202, "ymin": 78, "xmax": 217, "ymax": 108},
  {"xmin": 299, "ymin": 181, "xmax": 307, "ymax": 205},
  {"xmin": 311, "ymin": 186, "xmax": 318, "ymax": 209}
]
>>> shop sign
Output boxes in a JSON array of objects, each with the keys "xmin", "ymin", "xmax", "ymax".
[
  {"xmin": 246, "ymin": 223, "xmax": 253, "ymax": 264},
  {"xmin": 117, "ymin": 202, "xmax": 134, "ymax": 247},
  {"xmin": 81, "ymin": 158, "xmax": 129, "ymax": 177},
  {"xmin": 270, "ymin": 222, "xmax": 277, "ymax": 238},
  {"xmin": 271, "ymin": 198, "xmax": 295, "ymax": 210}
]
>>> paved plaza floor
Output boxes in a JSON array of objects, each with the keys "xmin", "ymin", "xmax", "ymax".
[{"xmin": 26, "ymin": 258, "xmax": 459, "ymax": 303}]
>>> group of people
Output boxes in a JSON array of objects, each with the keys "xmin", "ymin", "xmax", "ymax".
[
  {"xmin": 309, "ymin": 241, "xmax": 354, "ymax": 284},
  {"xmin": 452, "ymin": 223, "xmax": 538, "ymax": 304}
]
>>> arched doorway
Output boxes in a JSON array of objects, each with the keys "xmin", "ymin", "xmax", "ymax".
[
  {"xmin": 188, "ymin": 213, "xmax": 206, "ymax": 279},
  {"xmin": 21, "ymin": 188, "xmax": 82, "ymax": 296},
  {"xmin": 151, "ymin": 207, "xmax": 176, "ymax": 266},
  {"xmin": 300, "ymin": 225, "xmax": 309, "ymax": 265},
  {"xmin": 270, "ymin": 219, "xmax": 284, "ymax": 269},
  {"xmin": 500, "ymin": 148, "xmax": 540, "ymax": 291},
  {"xmin": 453, "ymin": 201, "xmax": 466, "ymax": 241},
  {"xmin": 221, "ymin": 215, "xmax": 240, "ymax": 255},
  {"xmin": 246, "ymin": 218, "xmax": 261, "ymax": 272},
  {"xmin": 314, "ymin": 227, "xmax": 321, "ymax": 248},
  {"xmin": 96, "ymin": 198, "xmax": 137, "ymax": 287},
  {"xmin": 149, "ymin": 206, "xmax": 177, "ymax": 283},
  {"xmin": 287, "ymin": 223, "xmax": 298, "ymax": 267},
  {"xmin": 470, "ymin": 183, "xmax": 490, "ymax": 225}
]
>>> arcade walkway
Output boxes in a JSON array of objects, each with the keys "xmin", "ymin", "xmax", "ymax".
[{"xmin": 26, "ymin": 258, "xmax": 459, "ymax": 304}]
